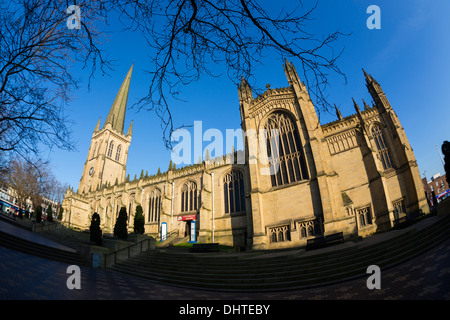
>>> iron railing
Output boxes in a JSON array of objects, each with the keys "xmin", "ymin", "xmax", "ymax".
[{"xmin": 103, "ymin": 237, "xmax": 153, "ymax": 268}]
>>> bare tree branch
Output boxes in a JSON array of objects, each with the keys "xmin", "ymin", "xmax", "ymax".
[
  {"xmin": 0, "ymin": 0, "xmax": 347, "ymax": 155},
  {"xmin": 108, "ymin": 0, "xmax": 348, "ymax": 149},
  {"xmin": 0, "ymin": 0, "xmax": 110, "ymax": 162}
]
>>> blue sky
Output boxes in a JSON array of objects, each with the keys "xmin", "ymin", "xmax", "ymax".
[{"xmin": 49, "ymin": 0, "xmax": 450, "ymax": 189}]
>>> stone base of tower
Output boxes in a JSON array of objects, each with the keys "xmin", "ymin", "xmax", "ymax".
[
  {"xmin": 251, "ymin": 233, "xmax": 270, "ymax": 250},
  {"xmin": 322, "ymin": 216, "xmax": 361, "ymax": 239}
]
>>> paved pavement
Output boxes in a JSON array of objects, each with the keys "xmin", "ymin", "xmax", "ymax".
[{"xmin": 1, "ymin": 219, "xmax": 450, "ymax": 301}]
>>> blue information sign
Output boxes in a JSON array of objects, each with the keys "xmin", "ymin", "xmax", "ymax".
[
  {"xmin": 161, "ymin": 222, "xmax": 167, "ymax": 242},
  {"xmin": 189, "ymin": 221, "xmax": 197, "ymax": 243}
]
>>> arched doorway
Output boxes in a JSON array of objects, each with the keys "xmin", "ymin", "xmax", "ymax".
[{"xmin": 184, "ymin": 221, "xmax": 191, "ymax": 238}]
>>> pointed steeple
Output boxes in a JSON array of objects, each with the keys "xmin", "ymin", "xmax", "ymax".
[
  {"xmin": 126, "ymin": 120, "xmax": 133, "ymax": 137},
  {"xmin": 335, "ymin": 104, "xmax": 343, "ymax": 120},
  {"xmin": 362, "ymin": 68, "xmax": 380, "ymax": 86},
  {"xmin": 352, "ymin": 97, "xmax": 362, "ymax": 114},
  {"xmin": 362, "ymin": 68, "xmax": 391, "ymax": 111},
  {"xmin": 362, "ymin": 68, "xmax": 371, "ymax": 83},
  {"xmin": 238, "ymin": 75, "xmax": 253, "ymax": 102},
  {"xmin": 283, "ymin": 58, "xmax": 306, "ymax": 91},
  {"xmin": 103, "ymin": 64, "xmax": 133, "ymax": 134},
  {"xmin": 362, "ymin": 99, "xmax": 370, "ymax": 111},
  {"xmin": 238, "ymin": 75, "xmax": 253, "ymax": 121},
  {"xmin": 94, "ymin": 116, "xmax": 101, "ymax": 132}
]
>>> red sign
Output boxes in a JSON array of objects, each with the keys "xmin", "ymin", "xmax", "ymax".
[{"xmin": 177, "ymin": 214, "xmax": 197, "ymax": 221}]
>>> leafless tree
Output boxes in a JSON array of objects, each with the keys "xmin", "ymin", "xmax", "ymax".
[
  {"xmin": 4, "ymin": 158, "xmax": 52, "ymax": 210},
  {"xmin": 1, "ymin": 0, "xmax": 347, "ymax": 156},
  {"xmin": 108, "ymin": 0, "xmax": 347, "ymax": 148},
  {"xmin": 0, "ymin": 0, "xmax": 109, "ymax": 162},
  {"xmin": 41, "ymin": 174, "xmax": 68, "ymax": 211}
]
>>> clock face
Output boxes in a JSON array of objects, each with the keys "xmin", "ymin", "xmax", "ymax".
[{"xmin": 89, "ymin": 167, "xmax": 94, "ymax": 176}]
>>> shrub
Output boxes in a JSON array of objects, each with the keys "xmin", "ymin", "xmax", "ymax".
[
  {"xmin": 90, "ymin": 212, "xmax": 103, "ymax": 246},
  {"xmin": 114, "ymin": 206, "xmax": 128, "ymax": 240},
  {"xmin": 133, "ymin": 205, "xmax": 145, "ymax": 235},
  {"xmin": 35, "ymin": 206, "xmax": 42, "ymax": 223},
  {"xmin": 46, "ymin": 205, "xmax": 53, "ymax": 222},
  {"xmin": 443, "ymin": 141, "xmax": 450, "ymax": 180}
]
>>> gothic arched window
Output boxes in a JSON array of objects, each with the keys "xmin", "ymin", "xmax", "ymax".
[
  {"xmin": 115, "ymin": 145, "xmax": 122, "ymax": 161},
  {"xmin": 307, "ymin": 225, "xmax": 314, "ymax": 237},
  {"xmin": 114, "ymin": 196, "xmax": 122, "ymax": 221},
  {"xmin": 97, "ymin": 141, "xmax": 102, "ymax": 157},
  {"xmin": 107, "ymin": 141, "xmax": 114, "ymax": 158},
  {"xmin": 181, "ymin": 181, "xmax": 197, "ymax": 212},
  {"xmin": 357, "ymin": 206, "xmax": 372, "ymax": 227},
  {"xmin": 359, "ymin": 213, "xmax": 366, "ymax": 227},
  {"xmin": 128, "ymin": 194, "xmax": 135, "ymax": 224},
  {"xmin": 92, "ymin": 142, "xmax": 97, "ymax": 159},
  {"xmin": 371, "ymin": 124, "xmax": 393, "ymax": 170},
  {"xmin": 223, "ymin": 170, "xmax": 246, "ymax": 214},
  {"xmin": 264, "ymin": 112, "xmax": 308, "ymax": 187},
  {"xmin": 300, "ymin": 227, "xmax": 307, "ymax": 238},
  {"xmin": 105, "ymin": 199, "xmax": 111, "ymax": 219},
  {"xmin": 148, "ymin": 189, "xmax": 161, "ymax": 223}
]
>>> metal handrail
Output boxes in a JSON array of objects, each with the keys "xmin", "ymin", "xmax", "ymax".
[
  {"xmin": 156, "ymin": 228, "xmax": 179, "ymax": 241},
  {"xmin": 169, "ymin": 229, "xmax": 179, "ymax": 237},
  {"xmin": 104, "ymin": 237, "xmax": 152, "ymax": 268}
]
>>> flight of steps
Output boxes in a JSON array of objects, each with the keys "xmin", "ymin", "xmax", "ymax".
[
  {"xmin": 0, "ymin": 229, "xmax": 88, "ymax": 266},
  {"xmin": 158, "ymin": 236, "xmax": 190, "ymax": 248},
  {"xmin": 110, "ymin": 214, "xmax": 450, "ymax": 292}
]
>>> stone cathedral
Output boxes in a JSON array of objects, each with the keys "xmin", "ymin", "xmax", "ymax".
[{"xmin": 62, "ymin": 61, "xmax": 429, "ymax": 250}]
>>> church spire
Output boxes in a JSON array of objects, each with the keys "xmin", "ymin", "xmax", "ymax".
[
  {"xmin": 362, "ymin": 68, "xmax": 372, "ymax": 83},
  {"xmin": 335, "ymin": 104, "xmax": 342, "ymax": 120},
  {"xmin": 362, "ymin": 68, "xmax": 391, "ymax": 111},
  {"xmin": 352, "ymin": 97, "xmax": 362, "ymax": 115},
  {"xmin": 362, "ymin": 99, "xmax": 371, "ymax": 111},
  {"xmin": 238, "ymin": 75, "xmax": 253, "ymax": 103},
  {"xmin": 238, "ymin": 75, "xmax": 253, "ymax": 121},
  {"xmin": 126, "ymin": 120, "xmax": 133, "ymax": 137},
  {"xmin": 283, "ymin": 58, "xmax": 306, "ymax": 91},
  {"xmin": 94, "ymin": 116, "xmax": 101, "ymax": 133},
  {"xmin": 104, "ymin": 64, "xmax": 133, "ymax": 134}
]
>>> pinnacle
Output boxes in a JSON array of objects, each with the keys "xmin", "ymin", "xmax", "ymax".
[{"xmin": 103, "ymin": 64, "xmax": 133, "ymax": 134}]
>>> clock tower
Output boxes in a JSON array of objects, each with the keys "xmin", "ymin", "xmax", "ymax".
[{"xmin": 78, "ymin": 65, "xmax": 134, "ymax": 194}]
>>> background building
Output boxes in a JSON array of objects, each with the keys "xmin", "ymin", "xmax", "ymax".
[
  {"xmin": 0, "ymin": 183, "xmax": 20, "ymax": 214},
  {"xmin": 422, "ymin": 173, "xmax": 449, "ymax": 206},
  {"xmin": 0, "ymin": 182, "xmax": 58, "ymax": 219}
]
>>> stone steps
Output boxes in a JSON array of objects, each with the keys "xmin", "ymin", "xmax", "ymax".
[
  {"xmin": 0, "ymin": 229, "xmax": 88, "ymax": 266},
  {"xmin": 124, "ymin": 228, "xmax": 417, "ymax": 270},
  {"xmin": 109, "ymin": 214, "xmax": 450, "ymax": 291}
]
